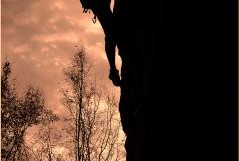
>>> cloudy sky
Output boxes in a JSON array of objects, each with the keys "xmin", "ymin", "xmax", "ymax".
[{"xmin": 1, "ymin": 0, "xmax": 121, "ymax": 115}]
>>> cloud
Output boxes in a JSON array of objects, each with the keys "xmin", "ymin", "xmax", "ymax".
[{"xmin": 2, "ymin": 0, "xmax": 119, "ymax": 115}]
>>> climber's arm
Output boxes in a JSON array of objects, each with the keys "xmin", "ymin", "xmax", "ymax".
[
  {"xmin": 105, "ymin": 36, "xmax": 117, "ymax": 70},
  {"xmin": 105, "ymin": 36, "xmax": 121, "ymax": 86},
  {"xmin": 93, "ymin": 9, "xmax": 121, "ymax": 86},
  {"xmin": 92, "ymin": 8, "xmax": 117, "ymax": 71}
]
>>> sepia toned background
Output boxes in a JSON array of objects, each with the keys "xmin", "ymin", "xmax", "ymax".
[
  {"xmin": 1, "ymin": 0, "xmax": 124, "ymax": 160},
  {"xmin": 1, "ymin": 0, "xmax": 121, "ymax": 116}
]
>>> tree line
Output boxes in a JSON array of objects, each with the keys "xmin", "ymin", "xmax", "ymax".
[{"xmin": 1, "ymin": 46, "xmax": 125, "ymax": 161}]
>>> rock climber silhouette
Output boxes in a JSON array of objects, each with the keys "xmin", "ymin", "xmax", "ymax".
[
  {"xmin": 79, "ymin": 0, "xmax": 142, "ymax": 160},
  {"xmin": 80, "ymin": 0, "xmax": 121, "ymax": 87}
]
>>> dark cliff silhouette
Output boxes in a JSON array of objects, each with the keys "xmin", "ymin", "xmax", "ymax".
[{"xmin": 80, "ymin": 0, "xmax": 238, "ymax": 160}]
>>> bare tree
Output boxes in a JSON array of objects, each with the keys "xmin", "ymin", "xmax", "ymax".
[
  {"xmin": 62, "ymin": 46, "xmax": 125, "ymax": 161},
  {"xmin": 26, "ymin": 123, "xmax": 62, "ymax": 161},
  {"xmin": 1, "ymin": 61, "xmax": 58, "ymax": 161}
]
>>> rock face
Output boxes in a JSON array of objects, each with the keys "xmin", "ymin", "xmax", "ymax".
[{"xmin": 114, "ymin": 0, "xmax": 237, "ymax": 161}]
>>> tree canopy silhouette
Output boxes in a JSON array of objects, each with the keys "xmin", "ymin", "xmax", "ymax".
[{"xmin": 1, "ymin": 61, "xmax": 58, "ymax": 161}]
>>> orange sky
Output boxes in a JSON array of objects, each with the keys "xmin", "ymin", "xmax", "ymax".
[{"xmin": 1, "ymin": 0, "xmax": 121, "ymax": 115}]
